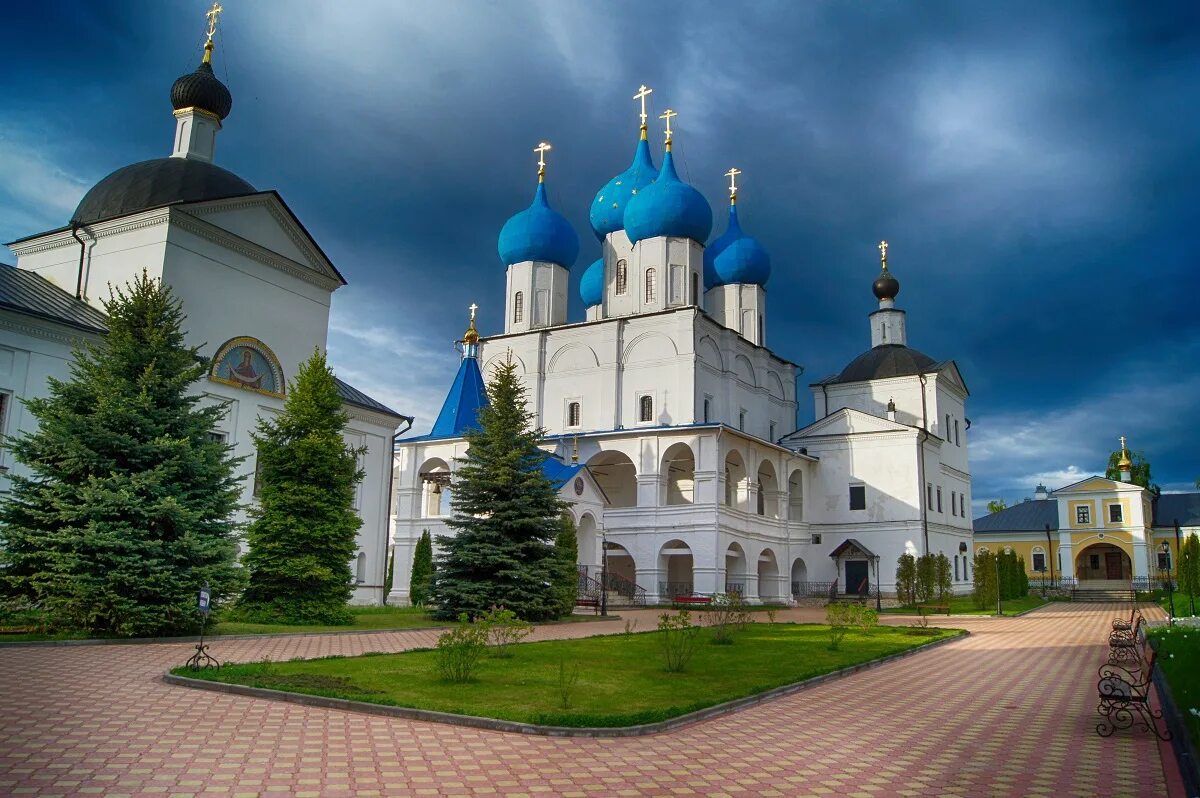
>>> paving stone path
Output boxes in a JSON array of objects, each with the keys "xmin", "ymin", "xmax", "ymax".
[{"xmin": 0, "ymin": 602, "xmax": 1172, "ymax": 797}]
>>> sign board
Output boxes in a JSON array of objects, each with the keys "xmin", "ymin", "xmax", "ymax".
[{"xmin": 198, "ymin": 585, "xmax": 211, "ymax": 616}]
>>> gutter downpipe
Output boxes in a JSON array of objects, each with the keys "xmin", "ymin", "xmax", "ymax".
[
  {"xmin": 820, "ymin": 383, "xmax": 829, "ymax": 419},
  {"xmin": 70, "ymin": 224, "xmax": 87, "ymax": 300},
  {"xmin": 918, "ymin": 373, "xmax": 930, "ymax": 555},
  {"xmin": 381, "ymin": 416, "xmax": 414, "ymax": 605}
]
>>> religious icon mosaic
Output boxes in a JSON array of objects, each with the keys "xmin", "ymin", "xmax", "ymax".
[{"xmin": 209, "ymin": 336, "xmax": 285, "ymax": 397}]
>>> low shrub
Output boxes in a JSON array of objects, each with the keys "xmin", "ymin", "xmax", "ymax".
[
  {"xmin": 826, "ymin": 603, "xmax": 877, "ymax": 650},
  {"xmin": 434, "ymin": 614, "xmax": 488, "ymax": 683},
  {"xmin": 658, "ymin": 610, "xmax": 700, "ymax": 672},
  {"xmin": 705, "ymin": 594, "xmax": 751, "ymax": 645},
  {"xmin": 478, "ymin": 606, "xmax": 532, "ymax": 658},
  {"xmin": 557, "ymin": 657, "xmax": 581, "ymax": 708}
]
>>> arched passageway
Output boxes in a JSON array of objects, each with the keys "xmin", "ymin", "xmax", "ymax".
[
  {"xmin": 724, "ymin": 451, "xmax": 746, "ymax": 509},
  {"xmin": 1075, "ymin": 543, "xmax": 1132, "ymax": 581},
  {"xmin": 758, "ymin": 548, "xmax": 781, "ymax": 601},
  {"xmin": 662, "ymin": 442, "xmax": 695, "ymax": 505},
  {"xmin": 725, "ymin": 543, "xmax": 747, "ymax": 596},
  {"xmin": 757, "ymin": 460, "xmax": 778, "ymax": 517},
  {"xmin": 790, "ymin": 557, "xmax": 808, "ymax": 596},
  {"xmin": 588, "ymin": 450, "xmax": 637, "ymax": 507},
  {"xmin": 659, "ymin": 539, "xmax": 694, "ymax": 598}
]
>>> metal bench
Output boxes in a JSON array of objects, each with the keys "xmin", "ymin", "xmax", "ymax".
[
  {"xmin": 1096, "ymin": 618, "xmax": 1171, "ymax": 740},
  {"xmin": 1111, "ymin": 606, "xmax": 1142, "ymax": 633},
  {"xmin": 917, "ymin": 602, "xmax": 951, "ymax": 617}
]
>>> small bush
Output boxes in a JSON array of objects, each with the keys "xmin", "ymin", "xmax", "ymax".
[
  {"xmin": 623, "ymin": 618, "xmax": 638, "ymax": 636},
  {"xmin": 434, "ymin": 614, "xmax": 488, "ymax": 683},
  {"xmin": 557, "ymin": 657, "xmax": 581, "ymax": 708},
  {"xmin": 705, "ymin": 593, "xmax": 751, "ymax": 645},
  {"xmin": 826, "ymin": 603, "xmax": 876, "ymax": 650},
  {"xmin": 657, "ymin": 610, "xmax": 700, "ymax": 672},
  {"xmin": 478, "ymin": 606, "xmax": 532, "ymax": 658},
  {"xmin": 895, "ymin": 554, "xmax": 917, "ymax": 606},
  {"xmin": 766, "ymin": 607, "xmax": 778, "ymax": 624}
]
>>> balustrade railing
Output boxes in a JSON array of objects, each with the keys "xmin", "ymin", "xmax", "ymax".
[
  {"xmin": 791, "ymin": 580, "xmax": 836, "ymax": 598},
  {"xmin": 724, "ymin": 582, "xmax": 744, "ymax": 596},
  {"xmin": 659, "ymin": 581, "xmax": 695, "ymax": 599}
]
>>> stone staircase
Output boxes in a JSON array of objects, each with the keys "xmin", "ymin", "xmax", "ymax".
[{"xmin": 1072, "ymin": 579, "xmax": 1136, "ymax": 602}]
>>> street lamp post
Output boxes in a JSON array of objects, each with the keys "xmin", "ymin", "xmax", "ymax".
[
  {"xmin": 1160, "ymin": 541, "xmax": 1175, "ymax": 626},
  {"xmin": 994, "ymin": 554, "xmax": 1002, "ymax": 617},
  {"xmin": 600, "ymin": 531, "xmax": 609, "ymax": 617},
  {"xmin": 873, "ymin": 555, "xmax": 882, "ymax": 611}
]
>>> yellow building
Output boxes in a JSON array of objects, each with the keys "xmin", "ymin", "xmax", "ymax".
[{"xmin": 973, "ymin": 475, "xmax": 1199, "ymax": 587}]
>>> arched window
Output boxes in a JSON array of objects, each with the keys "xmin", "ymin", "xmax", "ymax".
[
  {"xmin": 616, "ymin": 260, "xmax": 628, "ymax": 295},
  {"xmin": 513, "ymin": 291, "xmax": 524, "ymax": 324},
  {"xmin": 1031, "ymin": 546, "xmax": 1046, "ymax": 573},
  {"xmin": 739, "ymin": 410, "xmax": 746, "ymax": 431},
  {"xmin": 639, "ymin": 394, "xmax": 653, "ymax": 423},
  {"xmin": 703, "ymin": 397, "xmax": 711, "ymax": 423},
  {"xmin": 567, "ymin": 401, "xmax": 581, "ymax": 427},
  {"xmin": 355, "ymin": 552, "xmax": 366, "ymax": 584},
  {"xmin": 691, "ymin": 272, "xmax": 699, "ymax": 304},
  {"xmin": 645, "ymin": 268, "xmax": 656, "ymax": 303}
]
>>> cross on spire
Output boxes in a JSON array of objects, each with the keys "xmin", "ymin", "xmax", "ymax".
[
  {"xmin": 469, "ymin": 303, "xmax": 478, "ymax": 322},
  {"xmin": 878, "ymin": 239, "xmax": 889, "ymax": 269},
  {"xmin": 660, "ymin": 108, "xmax": 677, "ymax": 147},
  {"xmin": 201, "ymin": 2, "xmax": 223, "ymax": 63},
  {"xmin": 633, "ymin": 85, "xmax": 653, "ymax": 129},
  {"xmin": 725, "ymin": 167, "xmax": 741, "ymax": 202},
  {"xmin": 1119, "ymin": 435, "xmax": 1127, "ymax": 451},
  {"xmin": 534, "ymin": 141, "xmax": 552, "ymax": 179}
]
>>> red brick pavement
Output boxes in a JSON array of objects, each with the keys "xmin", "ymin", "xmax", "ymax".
[{"xmin": 0, "ymin": 603, "xmax": 1173, "ymax": 797}]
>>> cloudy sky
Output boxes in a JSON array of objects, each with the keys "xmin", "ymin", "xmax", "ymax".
[{"xmin": 4, "ymin": 0, "xmax": 1198, "ymax": 511}]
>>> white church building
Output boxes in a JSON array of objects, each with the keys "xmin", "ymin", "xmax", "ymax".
[
  {"xmin": 0, "ymin": 23, "xmax": 408, "ymax": 604},
  {"xmin": 389, "ymin": 101, "xmax": 975, "ymax": 606}
]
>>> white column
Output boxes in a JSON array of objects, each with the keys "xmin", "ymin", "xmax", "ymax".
[
  {"xmin": 1058, "ymin": 531, "xmax": 1075, "ymax": 580},
  {"xmin": 171, "ymin": 109, "xmax": 221, "ymax": 162}
]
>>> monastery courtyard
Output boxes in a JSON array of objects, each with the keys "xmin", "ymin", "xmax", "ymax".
[{"xmin": 0, "ymin": 604, "xmax": 1175, "ymax": 798}]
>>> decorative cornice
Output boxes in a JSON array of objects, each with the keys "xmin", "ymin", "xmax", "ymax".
[
  {"xmin": 170, "ymin": 210, "xmax": 342, "ymax": 292},
  {"xmin": 0, "ymin": 312, "xmax": 102, "ymax": 346},
  {"xmin": 9, "ymin": 210, "xmax": 173, "ymax": 256},
  {"xmin": 345, "ymin": 403, "xmax": 405, "ymax": 429}
]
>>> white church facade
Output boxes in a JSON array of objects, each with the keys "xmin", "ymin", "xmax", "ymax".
[
  {"xmin": 0, "ymin": 24, "xmax": 408, "ymax": 604},
  {"xmin": 389, "ymin": 99, "xmax": 975, "ymax": 606}
]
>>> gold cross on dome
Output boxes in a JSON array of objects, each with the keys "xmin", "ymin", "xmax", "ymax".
[
  {"xmin": 633, "ymin": 85, "xmax": 653, "ymax": 128},
  {"xmin": 660, "ymin": 108, "xmax": 677, "ymax": 144},
  {"xmin": 878, "ymin": 240, "xmax": 889, "ymax": 268},
  {"xmin": 468, "ymin": 303, "xmax": 478, "ymax": 322},
  {"xmin": 725, "ymin": 167, "xmax": 741, "ymax": 198},
  {"xmin": 1119, "ymin": 435, "xmax": 1127, "ymax": 451},
  {"xmin": 534, "ymin": 142, "xmax": 552, "ymax": 176},
  {"xmin": 205, "ymin": 2, "xmax": 223, "ymax": 43}
]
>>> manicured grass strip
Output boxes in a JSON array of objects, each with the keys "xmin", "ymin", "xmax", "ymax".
[
  {"xmin": 1149, "ymin": 625, "xmax": 1200, "ymax": 750},
  {"xmin": 880, "ymin": 594, "xmax": 1048, "ymax": 617},
  {"xmin": 210, "ymin": 606, "xmax": 447, "ymax": 636},
  {"xmin": 174, "ymin": 622, "xmax": 961, "ymax": 728}
]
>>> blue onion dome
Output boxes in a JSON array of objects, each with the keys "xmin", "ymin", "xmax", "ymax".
[
  {"xmin": 711, "ymin": 204, "xmax": 771, "ymax": 286},
  {"xmin": 497, "ymin": 180, "xmax": 580, "ymax": 267},
  {"xmin": 589, "ymin": 133, "xmax": 657, "ymax": 239},
  {"xmin": 703, "ymin": 203, "xmax": 742, "ymax": 289},
  {"xmin": 580, "ymin": 257, "xmax": 604, "ymax": 307},
  {"xmin": 623, "ymin": 151, "xmax": 712, "ymax": 244}
]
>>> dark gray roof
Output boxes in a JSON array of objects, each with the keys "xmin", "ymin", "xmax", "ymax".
[
  {"xmin": 1153, "ymin": 493, "xmax": 1200, "ymax": 527},
  {"xmin": 171, "ymin": 61, "xmax": 232, "ymax": 120},
  {"xmin": 71, "ymin": 157, "xmax": 256, "ymax": 226},
  {"xmin": 816, "ymin": 344, "xmax": 944, "ymax": 385},
  {"xmin": 334, "ymin": 377, "xmax": 409, "ymax": 420},
  {"xmin": 974, "ymin": 499, "xmax": 1059, "ymax": 533},
  {"xmin": 0, "ymin": 265, "xmax": 109, "ymax": 334}
]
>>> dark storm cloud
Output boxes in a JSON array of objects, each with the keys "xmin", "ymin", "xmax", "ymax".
[{"xmin": 3, "ymin": 0, "xmax": 1198, "ymax": 505}]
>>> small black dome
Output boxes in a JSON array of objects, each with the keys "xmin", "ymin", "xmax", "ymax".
[
  {"xmin": 833, "ymin": 344, "xmax": 939, "ymax": 384},
  {"xmin": 72, "ymin": 158, "xmax": 255, "ymax": 225},
  {"xmin": 171, "ymin": 61, "xmax": 232, "ymax": 120},
  {"xmin": 873, "ymin": 268, "xmax": 899, "ymax": 300}
]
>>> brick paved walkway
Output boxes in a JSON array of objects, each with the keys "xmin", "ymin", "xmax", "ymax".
[{"xmin": 0, "ymin": 603, "xmax": 1172, "ymax": 797}]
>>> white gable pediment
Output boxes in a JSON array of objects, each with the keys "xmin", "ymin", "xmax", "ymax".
[
  {"xmin": 934, "ymin": 360, "xmax": 969, "ymax": 396},
  {"xmin": 174, "ymin": 194, "xmax": 344, "ymax": 290},
  {"xmin": 784, "ymin": 407, "xmax": 911, "ymax": 440}
]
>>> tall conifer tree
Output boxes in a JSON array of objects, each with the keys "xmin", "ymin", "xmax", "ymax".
[
  {"xmin": 409, "ymin": 529, "xmax": 434, "ymax": 606},
  {"xmin": 237, "ymin": 350, "xmax": 364, "ymax": 624},
  {"xmin": 431, "ymin": 358, "xmax": 567, "ymax": 621},
  {"xmin": 0, "ymin": 272, "xmax": 242, "ymax": 637}
]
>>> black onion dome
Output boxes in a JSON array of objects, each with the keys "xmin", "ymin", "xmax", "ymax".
[
  {"xmin": 171, "ymin": 61, "xmax": 232, "ymax": 120},
  {"xmin": 873, "ymin": 268, "xmax": 899, "ymax": 300},
  {"xmin": 72, "ymin": 158, "xmax": 255, "ymax": 225},
  {"xmin": 833, "ymin": 344, "xmax": 938, "ymax": 383}
]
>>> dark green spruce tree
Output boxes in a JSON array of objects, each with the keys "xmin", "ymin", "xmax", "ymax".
[
  {"xmin": 237, "ymin": 350, "xmax": 364, "ymax": 624},
  {"xmin": 431, "ymin": 358, "xmax": 568, "ymax": 621},
  {"xmin": 552, "ymin": 514, "xmax": 580, "ymax": 617},
  {"xmin": 409, "ymin": 529, "xmax": 434, "ymax": 606},
  {"xmin": 0, "ymin": 272, "xmax": 242, "ymax": 637}
]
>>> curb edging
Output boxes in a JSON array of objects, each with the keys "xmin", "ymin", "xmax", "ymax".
[{"xmin": 163, "ymin": 628, "xmax": 968, "ymax": 738}]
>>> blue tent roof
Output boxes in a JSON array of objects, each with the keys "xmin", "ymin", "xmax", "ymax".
[
  {"xmin": 540, "ymin": 457, "xmax": 586, "ymax": 491},
  {"xmin": 427, "ymin": 355, "xmax": 487, "ymax": 439}
]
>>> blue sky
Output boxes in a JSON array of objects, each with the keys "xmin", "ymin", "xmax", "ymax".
[{"xmin": 3, "ymin": 0, "xmax": 1198, "ymax": 511}]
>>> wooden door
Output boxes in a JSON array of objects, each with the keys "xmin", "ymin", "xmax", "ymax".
[{"xmin": 1105, "ymin": 551, "xmax": 1124, "ymax": 579}]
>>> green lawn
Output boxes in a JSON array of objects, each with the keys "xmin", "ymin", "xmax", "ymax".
[
  {"xmin": 880, "ymin": 594, "xmax": 1048, "ymax": 617},
  {"xmin": 174, "ymin": 622, "xmax": 962, "ymax": 727},
  {"xmin": 1148, "ymin": 625, "xmax": 1200, "ymax": 749}
]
